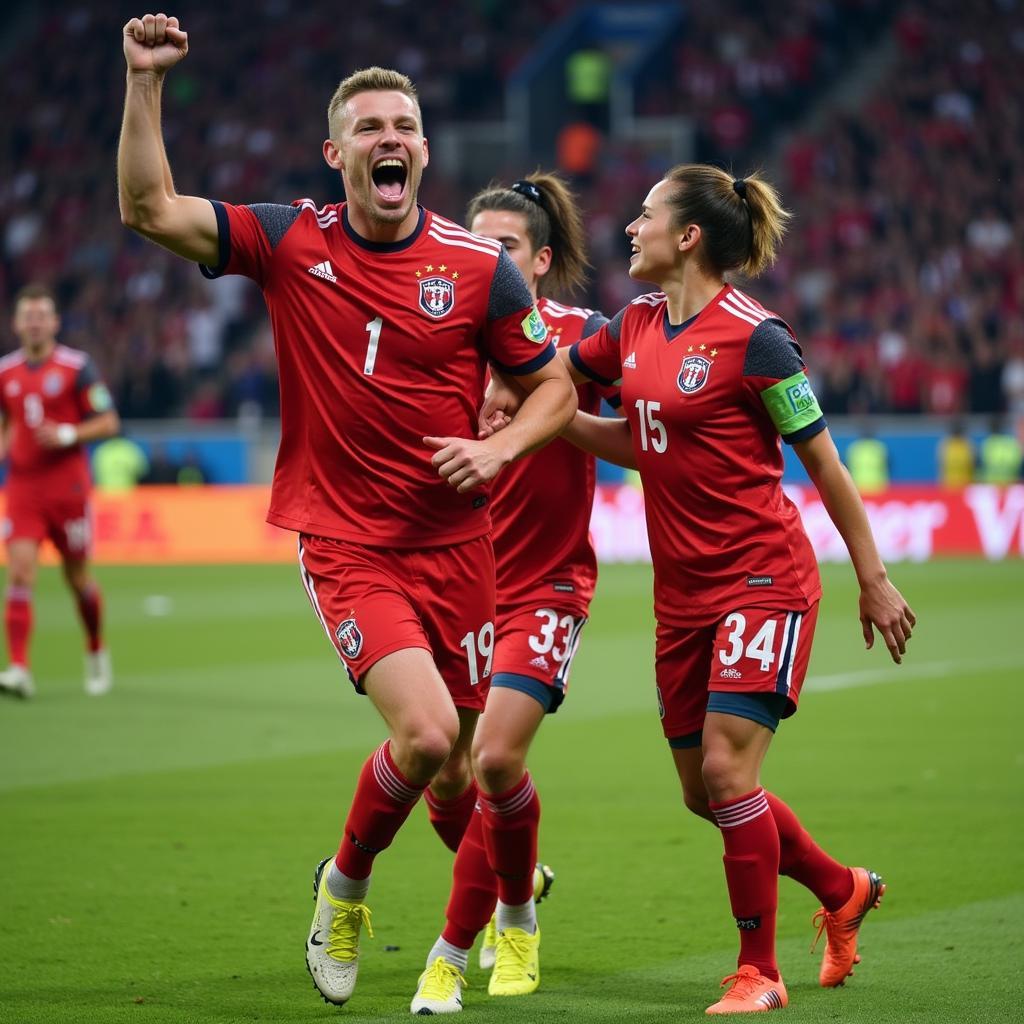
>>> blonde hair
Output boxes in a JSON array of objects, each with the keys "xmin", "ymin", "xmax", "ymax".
[
  {"xmin": 466, "ymin": 171, "xmax": 590, "ymax": 297},
  {"xmin": 663, "ymin": 164, "xmax": 791, "ymax": 277},
  {"xmin": 327, "ymin": 67, "xmax": 421, "ymax": 137}
]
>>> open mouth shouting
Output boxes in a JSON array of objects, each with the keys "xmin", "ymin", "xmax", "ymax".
[{"xmin": 371, "ymin": 156, "xmax": 408, "ymax": 206}]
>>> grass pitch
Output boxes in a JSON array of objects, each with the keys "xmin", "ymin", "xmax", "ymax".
[{"xmin": 1, "ymin": 558, "xmax": 1021, "ymax": 1023}]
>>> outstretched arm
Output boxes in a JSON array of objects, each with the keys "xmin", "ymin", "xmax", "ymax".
[
  {"xmin": 794, "ymin": 427, "xmax": 916, "ymax": 663},
  {"xmin": 118, "ymin": 14, "xmax": 219, "ymax": 264}
]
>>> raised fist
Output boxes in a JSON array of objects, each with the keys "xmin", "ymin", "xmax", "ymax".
[{"xmin": 123, "ymin": 13, "xmax": 188, "ymax": 74}]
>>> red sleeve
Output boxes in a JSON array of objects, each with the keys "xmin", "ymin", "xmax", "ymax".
[{"xmin": 198, "ymin": 200, "xmax": 275, "ymax": 286}]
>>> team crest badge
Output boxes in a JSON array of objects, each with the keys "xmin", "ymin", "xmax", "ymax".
[
  {"xmin": 419, "ymin": 276, "xmax": 455, "ymax": 319},
  {"xmin": 335, "ymin": 618, "xmax": 363, "ymax": 659},
  {"xmin": 677, "ymin": 355, "xmax": 711, "ymax": 395},
  {"xmin": 43, "ymin": 371, "xmax": 64, "ymax": 396}
]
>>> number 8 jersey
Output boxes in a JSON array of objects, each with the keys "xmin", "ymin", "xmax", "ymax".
[
  {"xmin": 571, "ymin": 285, "xmax": 824, "ymax": 628},
  {"xmin": 201, "ymin": 200, "xmax": 556, "ymax": 548}
]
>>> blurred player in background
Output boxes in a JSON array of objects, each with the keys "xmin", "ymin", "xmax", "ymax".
[
  {"xmin": 0, "ymin": 284, "xmax": 119, "ymax": 699},
  {"xmin": 560, "ymin": 165, "xmax": 915, "ymax": 1013},
  {"xmin": 412, "ymin": 172, "xmax": 614, "ymax": 1012},
  {"xmin": 117, "ymin": 13, "xmax": 575, "ymax": 1010}
]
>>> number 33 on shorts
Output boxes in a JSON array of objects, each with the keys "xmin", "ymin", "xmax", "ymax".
[{"xmin": 711, "ymin": 604, "xmax": 819, "ymax": 702}]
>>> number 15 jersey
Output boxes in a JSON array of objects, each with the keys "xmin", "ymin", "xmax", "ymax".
[
  {"xmin": 571, "ymin": 284, "xmax": 825, "ymax": 628},
  {"xmin": 201, "ymin": 200, "xmax": 555, "ymax": 548}
]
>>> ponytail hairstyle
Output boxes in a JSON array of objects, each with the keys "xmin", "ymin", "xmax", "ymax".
[
  {"xmin": 662, "ymin": 164, "xmax": 791, "ymax": 278},
  {"xmin": 466, "ymin": 171, "xmax": 590, "ymax": 296}
]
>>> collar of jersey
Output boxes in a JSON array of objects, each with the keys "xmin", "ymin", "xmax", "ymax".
[
  {"xmin": 662, "ymin": 309, "xmax": 699, "ymax": 341},
  {"xmin": 341, "ymin": 204, "xmax": 426, "ymax": 253},
  {"xmin": 661, "ymin": 283, "xmax": 731, "ymax": 342}
]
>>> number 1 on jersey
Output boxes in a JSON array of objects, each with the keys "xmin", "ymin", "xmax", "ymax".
[{"xmin": 363, "ymin": 316, "xmax": 383, "ymax": 375}]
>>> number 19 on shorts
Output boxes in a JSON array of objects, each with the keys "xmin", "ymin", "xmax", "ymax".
[{"xmin": 460, "ymin": 621, "xmax": 494, "ymax": 686}]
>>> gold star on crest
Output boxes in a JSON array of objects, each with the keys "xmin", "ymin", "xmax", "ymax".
[
  {"xmin": 687, "ymin": 345, "xmax": 694, "ymax": 353},
  {"xmin": 415, "ymin": 270, "xmax": 422, "ymax": 278},
  {"xmin": 439, "ymin": 264, "xmax": 447, "ymax": 273},
  {"xmin": 451, "ymin": 271, "xmax": 459, "ymax": 280},
  {"xmin": 711, "ymin": 348, "xmax": 718, "ymax": 357},
  {"xmin": 425, "ymin": 263, "xmax": 434, "ymax": 272},
  {"xmin": 699, "ymin": 343, "xmax": 707, "ymax": 352}
]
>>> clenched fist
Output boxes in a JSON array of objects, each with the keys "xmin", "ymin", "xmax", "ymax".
[{"xmin": 123, "ymin": 13, "xmax": 188, "ymax": 74}]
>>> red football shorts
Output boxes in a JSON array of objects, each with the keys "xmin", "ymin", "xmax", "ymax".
[
  {"xmin": 297, "ymin": 533, "xmax": 496, "ymax": 711},
  {"xmin": 655, "ymin": 603, "xmax": 819, "ymax": 739},
  {"xmin": 3, "ymin": 486, "xmax": 92, "ymax": 560},
  {"xmin": 492, "ymin": 603, "xmax": 588, "ymax": 711}
]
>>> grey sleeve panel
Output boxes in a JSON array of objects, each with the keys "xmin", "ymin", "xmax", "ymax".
[
  {"xmin": 606, "ymin": 306, "xmax": 627, "ymax": 342},
  {"xmin": 247, "ymin": 203, "xmax": 302, "ymax": 250},
  {"xmin": 742, "ymin": 318, "xmax": 805, "ymax": 378},
  {"xmin": 75, "ymin": 358, "xmax": 100, "ymax": 389},
  {"xmin": 487, "ymin": 247, "xmax": 536, "ymax": 321},
  {"xmin": 581, "ymin": 311, "xmax": 610, "ymax": 338}
]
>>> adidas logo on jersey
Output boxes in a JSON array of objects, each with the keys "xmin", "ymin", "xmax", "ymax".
[
  {"xmin": 308, "ymin": 260, "xmax": 337, "ymax": 283},
  {"xmin": 529, "ymin": 655, "xmax": 551, "ymax": 671},
  {"xmin": 623, "ymin": 351, "xmax": 637, "ymax": 369}
]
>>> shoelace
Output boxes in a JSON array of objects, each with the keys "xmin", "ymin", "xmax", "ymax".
[
  {"xmin": 327, "ymin": 902, "xmax": 373, "ymax": 961},
  {"xmin": 718, "ymin": 969, "xmax": 763, "ymax": 1001},
  {"xmin": 810, "ymin": 908, "xmax": 832, "ymax": 953},
  {"xmin": 493, "ymin": 929, "xmax": 534, "ymax": 983},
  {"xmin": 420, "ymin": 958, "xmax": 468, "ymax": 1000}
]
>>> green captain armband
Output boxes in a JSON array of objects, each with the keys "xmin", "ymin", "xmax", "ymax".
[{"xmin": 760, "ymin": 372, "xmax": 823, "ymax": 437}]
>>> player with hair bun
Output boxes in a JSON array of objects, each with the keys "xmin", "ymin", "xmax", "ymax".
[
  {"xmin": 561, "ymin": 163, "xmax": 916, "ymax": 1014},
  {"xmin": 411, "ymin": 171, "xmax": 617, "ymax": 1014}
]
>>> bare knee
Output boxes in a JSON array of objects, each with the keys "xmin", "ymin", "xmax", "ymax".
[
  {"xmin": 393, "ymin": 721, "xmax": 459, "ymax": 784},
  {"xmin": 472, "ymin": 740, "xmax": 526, "ymax": 795},
  {"xmin": 682, "ymin": 787, "xmax": 714, "ymax": 822},
  {"xmin": 700, "ymin": 749, "xmax": 749, "ymax": 803}
]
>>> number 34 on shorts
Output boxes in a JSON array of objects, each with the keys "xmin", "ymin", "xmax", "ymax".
[{"xmin": 712, "ymin": 604, "xmax": 819, "ymax": 701}]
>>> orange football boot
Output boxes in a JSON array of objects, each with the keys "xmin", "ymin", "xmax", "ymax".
[
  {"xmin": 811, "ymin": 867, "xmax": 885, "ymax": 987},
  {"xmin": 705, "ymin": 965, "xmax": 788, "ymax": 1014}
]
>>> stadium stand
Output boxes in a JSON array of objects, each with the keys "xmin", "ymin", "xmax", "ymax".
[{"xmin": 0, "ymin": 1, "xmax": 1020, "ymax": 419}]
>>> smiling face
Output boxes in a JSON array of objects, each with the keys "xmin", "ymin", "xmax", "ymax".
[
  {"xmin": 470, "ymin": 209, "xmax": 551, "ymax": 298},
  {"xmin": 625, "ymin": 178, "xmax": 699, "ymax": 286},
  {"xmin": 323, "ymin": 89, "xmax": 428, "ymax": 238}
]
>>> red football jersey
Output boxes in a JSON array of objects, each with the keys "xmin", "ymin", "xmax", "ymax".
[
  {"xmin": 202, "ymin": 201, "xmax": 555, "ymax": 547},
  {"xmin": 572, "ymin": 284, "xmax": 825, "ymax": 627},
  {"xmin": 490, "ymin": 298, "xmax": 611, "ymax": 613},
  {"xmin": 0, "ymin": 345, "xmax": 112, "ymax": 497}
]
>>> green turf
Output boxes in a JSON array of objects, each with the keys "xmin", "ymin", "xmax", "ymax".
[{"xmin": 1, "ymin": 558, "xmax": 1022, "ymax": 1022}]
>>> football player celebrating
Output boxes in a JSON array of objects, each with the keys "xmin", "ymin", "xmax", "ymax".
[
  {"xmin": 561, "ymin": 165, "xmax": 915, "ymax": 1014},
  {"xmin": 412, "ymin": 172, "xmax": 614, "ymax": 1013},
  {"xmin": 0, "ymin": 284, "xmax": 119, "ymax": 698},
  {"xmin": 118, "ymin": 13, "xmax": 575, "ymax": 1010}
]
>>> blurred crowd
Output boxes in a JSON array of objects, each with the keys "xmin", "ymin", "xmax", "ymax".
[{"xmin": 1, "ymin": 0, "xmax": 1021, "ymax": 421}]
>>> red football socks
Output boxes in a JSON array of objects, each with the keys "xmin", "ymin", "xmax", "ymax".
[
  {"xmin": 767, "ymin": 791, "xmax": 854, "ymax": 912},
  {"xmin": 335, "ymin": 741, "xmax": 426, "ymax": 879},
  {"xmin": 5, "ymin": 586, "xmax": 32, "ymax": 667},
  {"xmin": 710, "ymin": 787, "xmax": 780, "ymax": 980},
  {"xmin": 75, "ymin": 584, "xmax": 103, "ymax": 653},
  {"xmin": 442, "ymin": 805, "xmax": 498, "ymax": 949},
  {"xmin": 425, "ymin": 780, "xmax": 478, "ymax": 853},
  {"xmin": 479, "ymin": 772, "xmax": 540, "ymax": 906}
]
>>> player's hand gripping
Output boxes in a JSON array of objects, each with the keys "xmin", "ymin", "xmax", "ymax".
[
  {"xmin": 858, "ymin": 574, "xmax": 916, "ymax": 664},
  {"xmin": 477, "ymin": 371, "xmax": 524, "ymax": 439},
  {"xmin": 424, "ymin": 435, "xmax": 511, "ymax": 492},
  {"xmin": 123, "ymin": 13, "xmax": 188, "ymax": 74}
]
